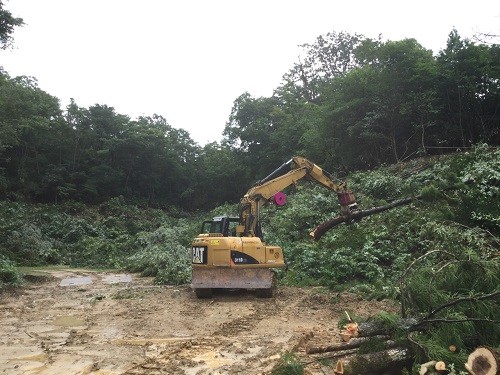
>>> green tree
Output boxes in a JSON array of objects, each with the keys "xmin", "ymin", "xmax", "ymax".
[
  {"xmin": 0, "ymin": 1, "xmax": 23, "ymax": 50},
  {"xmin": 281, "ymin": 31, "xmax": 365, "ymax": 102},
  {"xmin": 436, "ymin": 29, "xmax": 500, "ymax": 147},
  {"xmin": 319, "ymin": 39, "xmax": 438, "ymax": 168},
  {"xmin": 62, "ymin": 104, "xmax": 200, "ymax": 208},
  {"xmin": 124, "ymin": 115, "xmax": 198, "ymax": 208},
  {"xmin": 223, "ymin": 93, "xmax": 290, "ymax": 177},
  {"xmin": 190, "ymin": 142, "xmax": 248, "ymax": 208},
  {"xmin": 0, "ymin": 73, "xmax": 63, "ymax": 200}
]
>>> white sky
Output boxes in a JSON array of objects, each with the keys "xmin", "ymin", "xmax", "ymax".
[{"xmin": 1, "ymin": 0, "xmax": 499, "ymax": 145}]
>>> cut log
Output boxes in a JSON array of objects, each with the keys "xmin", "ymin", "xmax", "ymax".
[
  {"xmin": 340, "ymin": 347, "xmax": 412, "ymax": 375},
  {"xmin": 310, "ymin": 196, "xmax": 420, "ymax": 240},
  {"xmin": 465, "ymin": 347, "xmax": 499, "ymax": 375},
  {"xmin": 312, "ymin": 342, "xmax": 401, "ymax": 365},
  {"xmin": 419, "ymin": 360, "xmax": 437, "ymax": 375},
  {"xmin": 306, "ymin": 335, "xmax": 389, "ymax": 354},
  {"xmin": 357, "ymin": 321, "xmax": 388, "ymax": 337},
  {"xmin": 334, "ymin": 360, "xmax": 344, "ymax": 374},
  {"xmin": 313, "ymin": 348, "xmax": 360, "ymax": 361},
  {"xmin": 357, "ymin": 318, "xmax": 417, "ymax": 337}
]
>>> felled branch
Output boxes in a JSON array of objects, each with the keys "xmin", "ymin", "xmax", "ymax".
[
  {"xmin": 414, "ymin": 318, "xmax": 500, "ymax": 327},
  {"xmin": 399, "ymin": 249, "xmax": 459, "ymax": 318},
  {"xmin": 405, "ymin": 290, "xmax": 500, "ymax": 330},
  {"xmin": 424, "ymin": 291, "xmax": 500, "ymax": 320},
  {"xmin": 357, "ymin": 319, "xmax": 417, "ymax": 336},
  {"xmin": 310, "ymin": 196, "xmax": 420, "ymax": 240}
]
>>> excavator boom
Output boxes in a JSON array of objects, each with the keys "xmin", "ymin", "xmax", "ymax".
[{"xmin": 238, "ymin": 156, "xmax": 357, "ymax": 237}]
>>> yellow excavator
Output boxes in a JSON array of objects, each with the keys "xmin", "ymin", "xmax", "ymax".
[{"xmin": 190, "ymin": 156, "xmax": 358, "ymax": 298}]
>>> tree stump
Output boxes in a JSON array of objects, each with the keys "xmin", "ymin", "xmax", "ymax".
[{"xmin": 465, "ymin": 347, "xmax": 499, "ymax": 375}]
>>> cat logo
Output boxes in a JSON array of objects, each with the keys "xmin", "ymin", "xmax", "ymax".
[{"xmin": 192, "ymin": 246, "xmax": 207, "ymax": 264}]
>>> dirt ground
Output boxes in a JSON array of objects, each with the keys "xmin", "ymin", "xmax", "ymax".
[{"xmin": 0, "ymin": 270, "xmax": 399, "ymax": 375}]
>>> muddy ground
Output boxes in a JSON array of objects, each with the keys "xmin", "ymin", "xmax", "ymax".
[{"xmin": 0, "ymin": 270, "xmax": 398, "ymax": 374}]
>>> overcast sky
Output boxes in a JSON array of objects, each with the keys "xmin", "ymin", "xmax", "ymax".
[{"xmin": 1, "ymin": 0, "xmax": 499, "ymax": 145}]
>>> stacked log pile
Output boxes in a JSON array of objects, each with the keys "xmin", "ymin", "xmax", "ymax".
[
  {"xmin": 305, "ymin": 319, "xmax": 499, "ymax": 375},
  {"xmin": 305, "ymin": 317, "xmax": 413, "ymax": 374}
]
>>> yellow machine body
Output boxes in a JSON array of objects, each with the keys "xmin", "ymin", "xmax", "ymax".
[{"xmin": 191, "ymin": 233, "xmax": 285, "ymax": 295}]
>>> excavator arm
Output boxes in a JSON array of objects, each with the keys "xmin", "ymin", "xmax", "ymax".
[{"xmin": 238, "ymin": 156, "xmax": 357, "ymax": 237}]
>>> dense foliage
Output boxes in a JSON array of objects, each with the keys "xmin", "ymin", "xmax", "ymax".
[
  {"xmin": 263, "ymin": 146, "xmax": 499, "ymax": 288},
  {"xmin": 0, "ymin": 197, "xmax": 198, "ymax": 285},
  {"xmin": 1, "ymin": 28, "xmax": 499, "ymax": 209},
  {"xmin": 0, "ymin": 1, "xmax": 23, "ymax": 50},
  {"xmin": 1, "ymin": 148, "xmax": 497, "ymax": 290}
]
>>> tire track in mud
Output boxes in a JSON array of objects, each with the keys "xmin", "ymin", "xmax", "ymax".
[
  {"xmin": 215, "ymin": 298, "xmax": 279, "ymax": 337},
  {"xmin": 123, "ymin": 290, "xmax": 321, "ymax": 374},
  {"xmin": 123, "ymin": 289, "xmax": 318, "ymax": 374},
  {"xmin": 2, "ymin": 272, "xmax": 394, "ymax": 375},
  {"xmin": 123, "ymin": 295, "xmax": 287, "ymax": 374}
]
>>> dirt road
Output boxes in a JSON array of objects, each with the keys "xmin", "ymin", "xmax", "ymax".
[{"xmin": 0, "ymin": 270, "xmax": 397, "ymax": 374}]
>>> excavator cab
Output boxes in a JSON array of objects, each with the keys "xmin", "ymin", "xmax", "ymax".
[{"xmin": 200, "ymin": 216, "xmax": 240, "ymax": 237}]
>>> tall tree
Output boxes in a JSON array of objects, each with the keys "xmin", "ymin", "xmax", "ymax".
[
  {"xmin": 0, "ymin": 1, "xmax": 23, "ymax": 50},
  {"xmin": 436, "ymin": 29, "xmax": 500, "ymax": 147},
  {"xmin": 0, "ymin": 73, "xmax": 63, "ymax": 200},
  {"xmin": 280, "ymin": 31, "xmax": 365, "ymax": 102},
  {"xmin": 223, "ymin": 93, "xmax": 288, "ymax": 177},
  {"xmin": 319, "ymin": 38, "xmax": 438, "ymax": 167},
  {"xmin": 190, "ymin": 142, "xmax": 248, "ymax": 209}
]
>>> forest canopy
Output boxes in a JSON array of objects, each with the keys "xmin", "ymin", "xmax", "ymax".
[{"xmin": 0, "ymin": 25, "xmax": 499, "ymax": 210}]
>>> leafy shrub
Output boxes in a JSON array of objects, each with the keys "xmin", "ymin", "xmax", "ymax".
[
  {"xmin": 350, "ymin": 169, "xmax": 409, "ymax": 200},
  {"xmin": 5, "ymin": 223, "xmax": 58, "ymax": 265},
  {"xmin": 0, "ymin": 256, "xmax": 23, "ymax": 288},
  {"xmin": 270, "ymin": 353, "xmax": 304, "ymax": 375},
  {"xmin": 123, "ymin": 225, "xmax": 191, "ymax": 285},
  {"xmin": 0, "ymin": 200, "xmax": 198, "ymax": 274},
  {"xmin": 456, "ymin": 147, "xmax": 500, "ymax": 233},
  {"xmin": 407, "ymin": 146, "xmax": 500, "ymax": 234}
]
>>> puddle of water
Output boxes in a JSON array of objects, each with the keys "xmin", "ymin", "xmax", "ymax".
[
  {"xmin": 102, "ymin": 274, "xmax": 132, "ymax": 284},
  {"xmin": 53, "ymin": 316, "xmax": 86, "ymax": 327},
  {"xmin": 16, "ymin": 353, "xmax": 48, "ymax": 362},
  {"xmin": 112, "ymin": 337, "xmax": 193, "ymax": 346},
  {"xmin": 183, "ymin": 351, "xmax": 232, "ymax": 375},
  {"xmin": 60, "ymin": 276, "xmax": 93, "ymax": 287}
]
